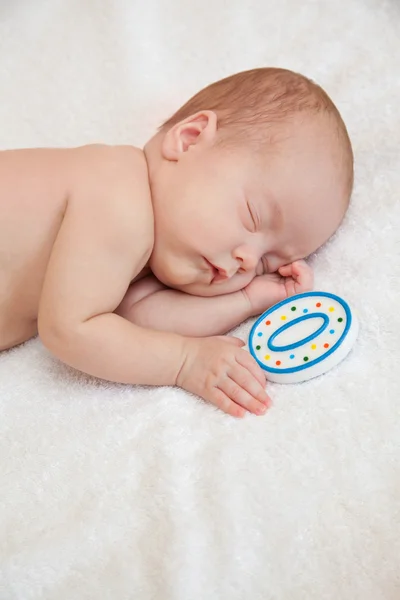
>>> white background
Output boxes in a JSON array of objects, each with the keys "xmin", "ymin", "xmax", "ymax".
[{"xmin": 1, "ymin": 1, "xmax": 399, "ymax": 598}]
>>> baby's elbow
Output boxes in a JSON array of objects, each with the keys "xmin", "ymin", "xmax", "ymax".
[{"xmin": 37, "ymin": 314, "xmax": 79, "ymax": 358}]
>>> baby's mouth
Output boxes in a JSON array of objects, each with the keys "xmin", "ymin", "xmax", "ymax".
[{"xmin": 203, "ymin": 258, "xmax": 229, "ymax": 283}]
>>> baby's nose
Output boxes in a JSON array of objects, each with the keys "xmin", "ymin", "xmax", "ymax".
[{"xmin": 233, "ymin": 247, "xmax": 259, "ymax": 274}]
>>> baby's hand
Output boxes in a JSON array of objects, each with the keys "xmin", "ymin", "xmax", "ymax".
[
  {"xmin": 243, "ymin": 260, "xmax": 314, "ymax": 315},
  {"xmin": 176, "ymin": 336, "xmax": 271, "ymax": 418}
]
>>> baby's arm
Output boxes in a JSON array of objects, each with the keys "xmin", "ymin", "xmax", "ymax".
[
  {"xmin": 116, "ymin": 276, "xmax": 253, "ymax": 336},
  {"xmin": 38, "ymin": 148, "xmax": 184, "ymax": 385},
  {"xmin": 116, "ymin": 262, "xmax": 313, "ymax": 336}
]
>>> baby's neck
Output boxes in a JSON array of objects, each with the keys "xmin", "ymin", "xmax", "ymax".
[
  {"xmin": 143, "ymin": 133, "xmax": 163, "ymax": 187},
  {"xmin": 130, "ymin": 264, "xmax": 152, "ymax": 284}
]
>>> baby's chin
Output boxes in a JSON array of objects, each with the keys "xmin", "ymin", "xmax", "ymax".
[
  {"xmin": 156, "ymin": 269, "xmax": 231, "ymax": 297},
  {"xmin": 173, "ymin": 275, "xmax": 253, "ymax": 297},
  {"xmin": 172, "ymin": 281, "xmax": 226, "ymax": 297}
]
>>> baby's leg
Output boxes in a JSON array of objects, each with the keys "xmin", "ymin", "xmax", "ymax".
[{"xmin": 115, "ymin": 275, "xmax": 168, "ymax": 320}]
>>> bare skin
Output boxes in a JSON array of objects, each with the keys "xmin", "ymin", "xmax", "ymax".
[
  {"xmin": 0, "ymin": 145, "xmax": 150, "ymax": 348},
  {"xmin": 0, "ymin": 111, "xmax": 349, "ymax": 418}
]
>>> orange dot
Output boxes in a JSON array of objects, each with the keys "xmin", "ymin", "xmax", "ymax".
[
  {"xmin": 276, "ymin": 360, "xmax": 281, "ymax": 366},
  {"xmin": 316, "ymin": 302, "xmax": 322, "ymax": 307},
  {"xmin": 324, "ymin": 343, "xmax": 329, "ymax": 348},
  {"xmin": 266, "ymin": 320, "xmax": 271, "ymax": 325}
]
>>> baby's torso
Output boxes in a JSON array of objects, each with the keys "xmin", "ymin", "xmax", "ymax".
[{"xmin": 0, "ymin": 144, "xmax": 151, "ymax": 348}]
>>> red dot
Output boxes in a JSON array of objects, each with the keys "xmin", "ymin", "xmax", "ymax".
[
  {"xmin": 324, "ymin": 343, "xmax": 329, "ymax": 348},
  {"xmin": 316, "ymin": 302, "xmax": 322, "ymax": 307},
  {"xmin": 276, "ymin": 360, "xmax": 281, "ymax": 366},
  {"xmin": 266, "ymin": 320, "xmax": 271, "ymax": 325}
]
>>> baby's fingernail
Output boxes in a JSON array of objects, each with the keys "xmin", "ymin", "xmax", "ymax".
[
  {"xmin": 256, "ymin": 404, "xmax": 267, "ymax": 415},
  {"xmin": 235, "ymin": 408, "xmax": 246, "ymax": 418}
]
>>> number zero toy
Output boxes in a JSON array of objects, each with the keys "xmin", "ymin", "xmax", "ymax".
[{"xmin": 247, "ymin": 291, "xmax": 359, "ymax": 383}]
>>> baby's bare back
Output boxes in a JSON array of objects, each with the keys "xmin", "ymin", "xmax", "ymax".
[
  {"xmin": 0, "ymin": 148, "xmax": 71, "ymax": 347},
  {"xmin": 0, "ymin": 145, "xmax": 152, "ymax": 350}
]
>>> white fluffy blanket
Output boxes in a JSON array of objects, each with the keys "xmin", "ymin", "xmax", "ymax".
[{"xmin": 1, "ymin": 1, "xmax": 400, "ymax": 598}]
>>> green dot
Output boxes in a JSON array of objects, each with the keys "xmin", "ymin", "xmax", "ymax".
[
  {"xmin": 303, "ymin": 356, "xmax": 309, "ymax": 362},
  {"xmin": 338, "ymin": 317, "xmax": 343, "ymax": 323},
  {"xmin": 256, "ymin": 345, "xmax": 261, "ymax": 350},
  {"xmin": 291, "ymin": 306, "xmax": 296, "ymax": 311}
]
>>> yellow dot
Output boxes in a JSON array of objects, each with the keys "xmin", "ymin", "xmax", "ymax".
[
  {"xmin": 329, "ymin": 307, "xmax": 335, "ymax": 312},
  {"xmin": 311, "ymin": 344, "xmax": 317, "ymax": 350},
  {"xmin": 281, "ymin": 315, "xmax": 287, "ymax": 321},
  {"xmin": 264, "ymin": 355, "xmax": 271, "ymax": 360}
]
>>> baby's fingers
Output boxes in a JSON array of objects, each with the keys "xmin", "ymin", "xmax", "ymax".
[
  {"xmin": 211, "ymin": 388, "xmax": 247, "ymax": 418},
  {"xmin": 215, "ymin": 335, "xmax": 245, "ymax": 347},
  {"xmin": 221, "ymin": 376, "xmax": 270, "ymax": 416},
  {"xmin": 295, "ymin": 260, "xmax": 314, "ymax": 290},
  {"xmin": 279, "ymin": 260, "xmax": 314, "ymax": 292},
  {"xmin": 236, "ymin": 348, "xmax": 270, "ymax": 392}
]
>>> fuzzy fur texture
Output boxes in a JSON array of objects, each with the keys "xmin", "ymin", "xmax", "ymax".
[{"xmin": 0, "ymin": 1, "xmax": 399, "ymax": 598}]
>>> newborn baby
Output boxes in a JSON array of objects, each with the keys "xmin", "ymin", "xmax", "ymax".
[{"xmin": 0, "ymin": 67, "xmax": 353, "ymax": 418}]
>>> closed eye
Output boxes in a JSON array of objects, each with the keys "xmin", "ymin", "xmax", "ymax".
[{"xmin": 246, "ymin": 200, "xmax": 257, "ymax": 232}]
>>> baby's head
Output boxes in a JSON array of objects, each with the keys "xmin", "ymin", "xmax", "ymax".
[{"xmin": 144, "ymin": 67, "xmax": 353, "ymax": 296}]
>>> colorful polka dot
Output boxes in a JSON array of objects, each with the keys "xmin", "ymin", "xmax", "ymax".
[
  {"xmin": 324, "ymin": 343, "xmax": 329, "ymax": 349},
  {"xmin": 316, "ymin": 302, "xmax": 321, "ymax": 307},
  {"xmin": 257, "ymin": 332, "xmax": 263, "ymax": 337},
  {"xmin": 281, "ymin": 315, "xmax": 287, "ymax": 321},
  {"xmin": 304, "ymin": 356, "xmax": 309, "ymax": 362},
  {"xmin": 303, "ymin": 308, "xmax": 309, "ymax": 314},
  {"xmin": 256, "ymin": 345, "xmax": 261, "ymax": 350},
  {"xmin": 265, "ymin": 355, "xmax": 270, "ymax": 360},
  {"xmin": 290, "ymin": 354, "xmax": 295, "ymax": 359},
  {"xmin": 329, "ymin": 307, "xmax": 335, "ymax": 312},
  {"xmin": 329, "ymin": 329, "xmax": 335, "ymax": 334},
  {"xmin": 291, "ymin": 306, "xmax": 296, "ymax": 311},
  {"xmin": 266, "ymin": 320, "xmax": 271, "ymax": 325},
  {"xmin": 338, "ymin": 317, "xmax": 343, "ymax": 323},
  {"xmin": 276, "ymin": 360, "xmax": 281, "ymax": 366},
  {"xmin": 311, "ymin": 344, "xmax": 317, "ymax": 350}
]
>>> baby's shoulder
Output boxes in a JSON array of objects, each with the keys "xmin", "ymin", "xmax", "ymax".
[
  {"xmin": 69, "ymin": 143, "xmax": 151, "ymax": 209},
  {"xmin": 68, "ymin": 143, "xmax": 154, "ymax": 243},
  {"xmin": 69, "ymin": 143, "xmax": 147, "ymax": 186}
]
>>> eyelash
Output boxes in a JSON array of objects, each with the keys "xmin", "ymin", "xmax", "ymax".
[{"xmin": 247, "ymin": 201, "xmax": 257, "ymax": 231}]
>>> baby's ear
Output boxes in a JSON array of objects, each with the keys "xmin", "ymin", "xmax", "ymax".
[{"xmin": 161, "ymin": 110, "xmax": 218, "ymax": 160}]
